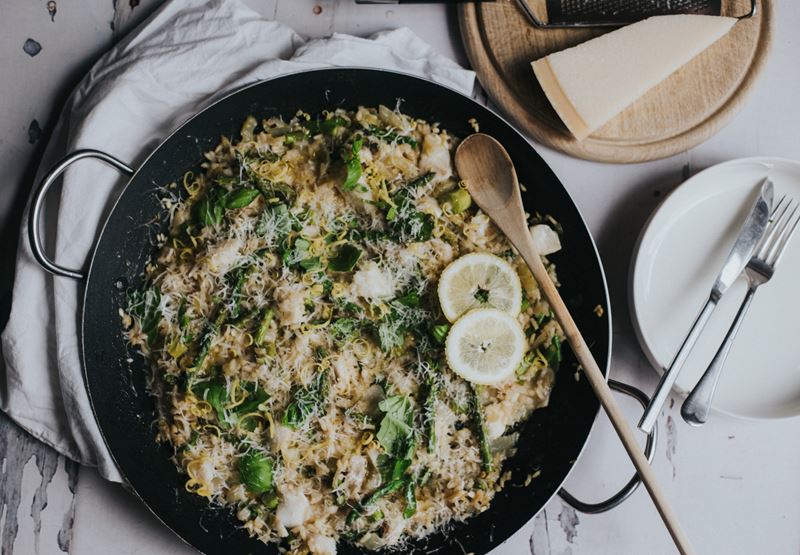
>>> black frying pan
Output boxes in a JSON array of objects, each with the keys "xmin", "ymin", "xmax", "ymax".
[{"xmin": 28, "ymin": 69, "xmax": 652, "ymax": 554}]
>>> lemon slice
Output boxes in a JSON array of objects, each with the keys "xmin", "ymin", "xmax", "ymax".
[
  {"xmin": 445, "ymin": 308, "xmax": 525, "ymax": 385},
  {"xmin": 438, "ymin": 252, "xmax": 522, "ymax": 323}
]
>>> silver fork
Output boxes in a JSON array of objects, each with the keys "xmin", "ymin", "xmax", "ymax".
[{"xmin": 681, "ymin": 195, "xmax": 800, "ymax": 426}]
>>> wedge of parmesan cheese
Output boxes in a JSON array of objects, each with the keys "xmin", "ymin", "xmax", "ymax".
[{"xmin": 532, "ymin": 15, "xmax": 736, "ymax": 141}]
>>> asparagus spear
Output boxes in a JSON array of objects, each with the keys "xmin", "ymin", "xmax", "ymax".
[
  {"xmin": 424, "ymin": 376, "xmax": 439, "ymax": 453},
  {"xmin": 345, "ymin": 478, "xmax": 407, "ymax": 525},
  {"xmin": 254, "ymin": 307, "xmax": 274, "ymax": 347},
  {"xmin": 472, "ymin": 384, "xmax": 493, "ymax": 472},
  {"xmin": 228, "ymin": 265, "xmax": 253, "ymax": 320},
  {"xmin": 191, "ymin": 309, "xmax": 226, "ymax": 370}
]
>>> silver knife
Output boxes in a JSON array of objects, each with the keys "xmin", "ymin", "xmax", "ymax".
[{"xmin": 638, "ymin": 177, "xmax": 774, "ymax": 433}]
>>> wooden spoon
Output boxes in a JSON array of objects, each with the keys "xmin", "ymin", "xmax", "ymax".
[{"xmin": 455, "ymin": 133, "xmax": 695, "ymax": 555}]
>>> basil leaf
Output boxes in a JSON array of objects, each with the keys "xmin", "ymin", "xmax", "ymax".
[
  {"xmin": 196, "ymin": 186, "xmax": 226, "ymax": 227},
  {"xmin": 376, "ymin": 395, "xmax": 414, "ymax": 457},
  {"xmin": 225, "ymin": 187, "xmax": 260, "ymax": 209},
  {"xmin": 281, "ymin": 237, "xmax": 311, "ymax": 267},
  {"xmin": 129, "ymin": 288, "xmax": 162, "ymax": 348},
  {"xmin": 396, "ymin": 292, "xmax": 420, "ymax": 307},
  {"xmin": 238, "ymin": 452, "xmax": 273, "ymax": 494},
  {"xmin": 196, "ymin": 198, "xmax": 214, "ymax": 227},
  {"xmin": 328, "ymin": 243, "xmax": 362, "ymax": 272},
  {"xmin": 235, "ymin": 382, "xmax": 269, "ymax": 415},
  {"xmin": 342, "ymin": 137, "xmax": 363, "ymax": 191},
  {"xmin": 305, "ymin": 116, "xmax": 348, "ymax": 136},
  {"xmin": 194, "ymin": 378, "xmax": 228, "ymax": 425},
  {"xmin": 282, "ymin": 371, "xmax": 329, "ymax": 430},
  {"xmin": 387, "ymin": 185, "xmax": 435, "ymax": 242},
  {"xmin": 299, "ymin": 256, "xmax": 323, "ymax": 272},
  {"xmin": 544, "ymin": 335, "xmax": 562, "ymax": 367}
]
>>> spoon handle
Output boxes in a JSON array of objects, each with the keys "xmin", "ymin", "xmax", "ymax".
[{"xmin": 510, "ymin": 228, "xmax": 696, "ymax": 555}]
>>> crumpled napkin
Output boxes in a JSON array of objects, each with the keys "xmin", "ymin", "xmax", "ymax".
[{"xmin": 0, "ymin": 0, "xmax": 475, "ymax": 482}]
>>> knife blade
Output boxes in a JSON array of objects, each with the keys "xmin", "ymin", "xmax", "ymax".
[
  {"xmin": 638, "ymin": 177, "xmax": 773, "ymax": 433},
  {"xmin": 710, "ymin": 180, "xmax": 774, "ymax": 298}
]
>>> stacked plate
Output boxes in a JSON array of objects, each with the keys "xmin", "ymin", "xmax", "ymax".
[{"xmin": 631, "ymin": 157, "xmax": 800, "ymax": 421}]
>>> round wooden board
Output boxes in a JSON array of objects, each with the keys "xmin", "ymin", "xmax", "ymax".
[{"xmin": 459, "ymin": 1, "xmax": 774, "ymax": 163}]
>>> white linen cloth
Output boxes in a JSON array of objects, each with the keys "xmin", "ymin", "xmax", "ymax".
[{"xmin": 0, "ymin": 0, "xmax": 475, "ymax": 482}]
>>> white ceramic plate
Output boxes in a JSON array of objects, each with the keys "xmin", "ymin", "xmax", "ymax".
[{"xmin": 630, "ymin": 157, "xmax": 800, "ymax": 421}]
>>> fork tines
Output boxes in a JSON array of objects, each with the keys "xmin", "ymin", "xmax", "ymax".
[{"xmin": 757, "ymin": 194, "xmax": 800, "ymax": 266}]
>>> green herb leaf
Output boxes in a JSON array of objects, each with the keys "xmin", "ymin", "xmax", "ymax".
[
  {"xmin": 235, "ymin": 382, "xmax": 269, "ymax": 415},
  {"xmin": 238, "ymin": 452, "xmax": 274, "ymax": 494},
  {"xmin": 544, "ymin": 335, "xmax": 562, "ymax": 367},
  {"xmin": 281, "ymin": 237, "xmax": 312, "ymax": 268},
  {"xmin": 129, "ymin": 287, "xmax": 162, "ymax": 348},
  {"xmin": 305, "ymin": 116, "xmax": 348, "ymax": 136},
  {"xmin": 194, "ymin": 378, "xmax": 228, "ymax": 424},
  {"xmin": 282, "ymin": 371, "xmax": 329, "ymax": 430},
  {"xmin": 298, "ymin": 256, "xmax": 323, "ymax": 272},
  {"xmin": 388, "ymin": 186, "xmax": 435, "ymax": 242},
  {"xmin": 330, "ymin": 317, "xmax": 360, "ymax": 342},
  {"xmin": 376, "ymin": 395, "xmax": 415, "ymax": 458},
  {"xmin": 328, "ymin": 243, "xmax": 362, "ymax": 272},
  {"xmin": 224, "ymin": 187, "xmax": 260, "ymax": 209},
  {"xmin": 396, "ymin": 292, "xmax": 420, "ymax": 307},
  {"xmin": 520, "ymin": 290, "xmax": 530, "ymax": 312},
  {"xmin": 342, "ymin": 137, "xmax": 363, "ymax": 191},
  {"xmin": 196, "ymin": 187, "xmax": 226, "ymax": 227}
]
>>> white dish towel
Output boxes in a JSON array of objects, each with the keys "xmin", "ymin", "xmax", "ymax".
[{"xmin": 0, "ymin": 0, "xmax": 475, "ymax": 483}]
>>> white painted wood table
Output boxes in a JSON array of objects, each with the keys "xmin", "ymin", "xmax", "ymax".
[{"xmin": 1, "ymin": 1, "xmax": 799, "ymax": 554}]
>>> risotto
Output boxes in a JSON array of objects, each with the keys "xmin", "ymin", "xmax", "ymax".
[{"xmin": 123, "ymin": 105, "xmax": 561, "ymax": 554}]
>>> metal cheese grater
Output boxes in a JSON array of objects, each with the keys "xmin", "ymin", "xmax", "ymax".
[
  {"xmin": 354, "ymin": 0, "xmax": 758, "ymax": 28},
  {"xmin": 517, "ymin": 0, "xmax": 757, "ymax": 27}
]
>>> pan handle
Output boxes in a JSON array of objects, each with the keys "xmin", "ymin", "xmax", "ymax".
[
  {"xmin": 28, "ymin": 149, "xmax": 134, "ymax": 280},
  {"xmin": 557, "ymin": 380, "xmax": 657, "ymax": 514}
]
